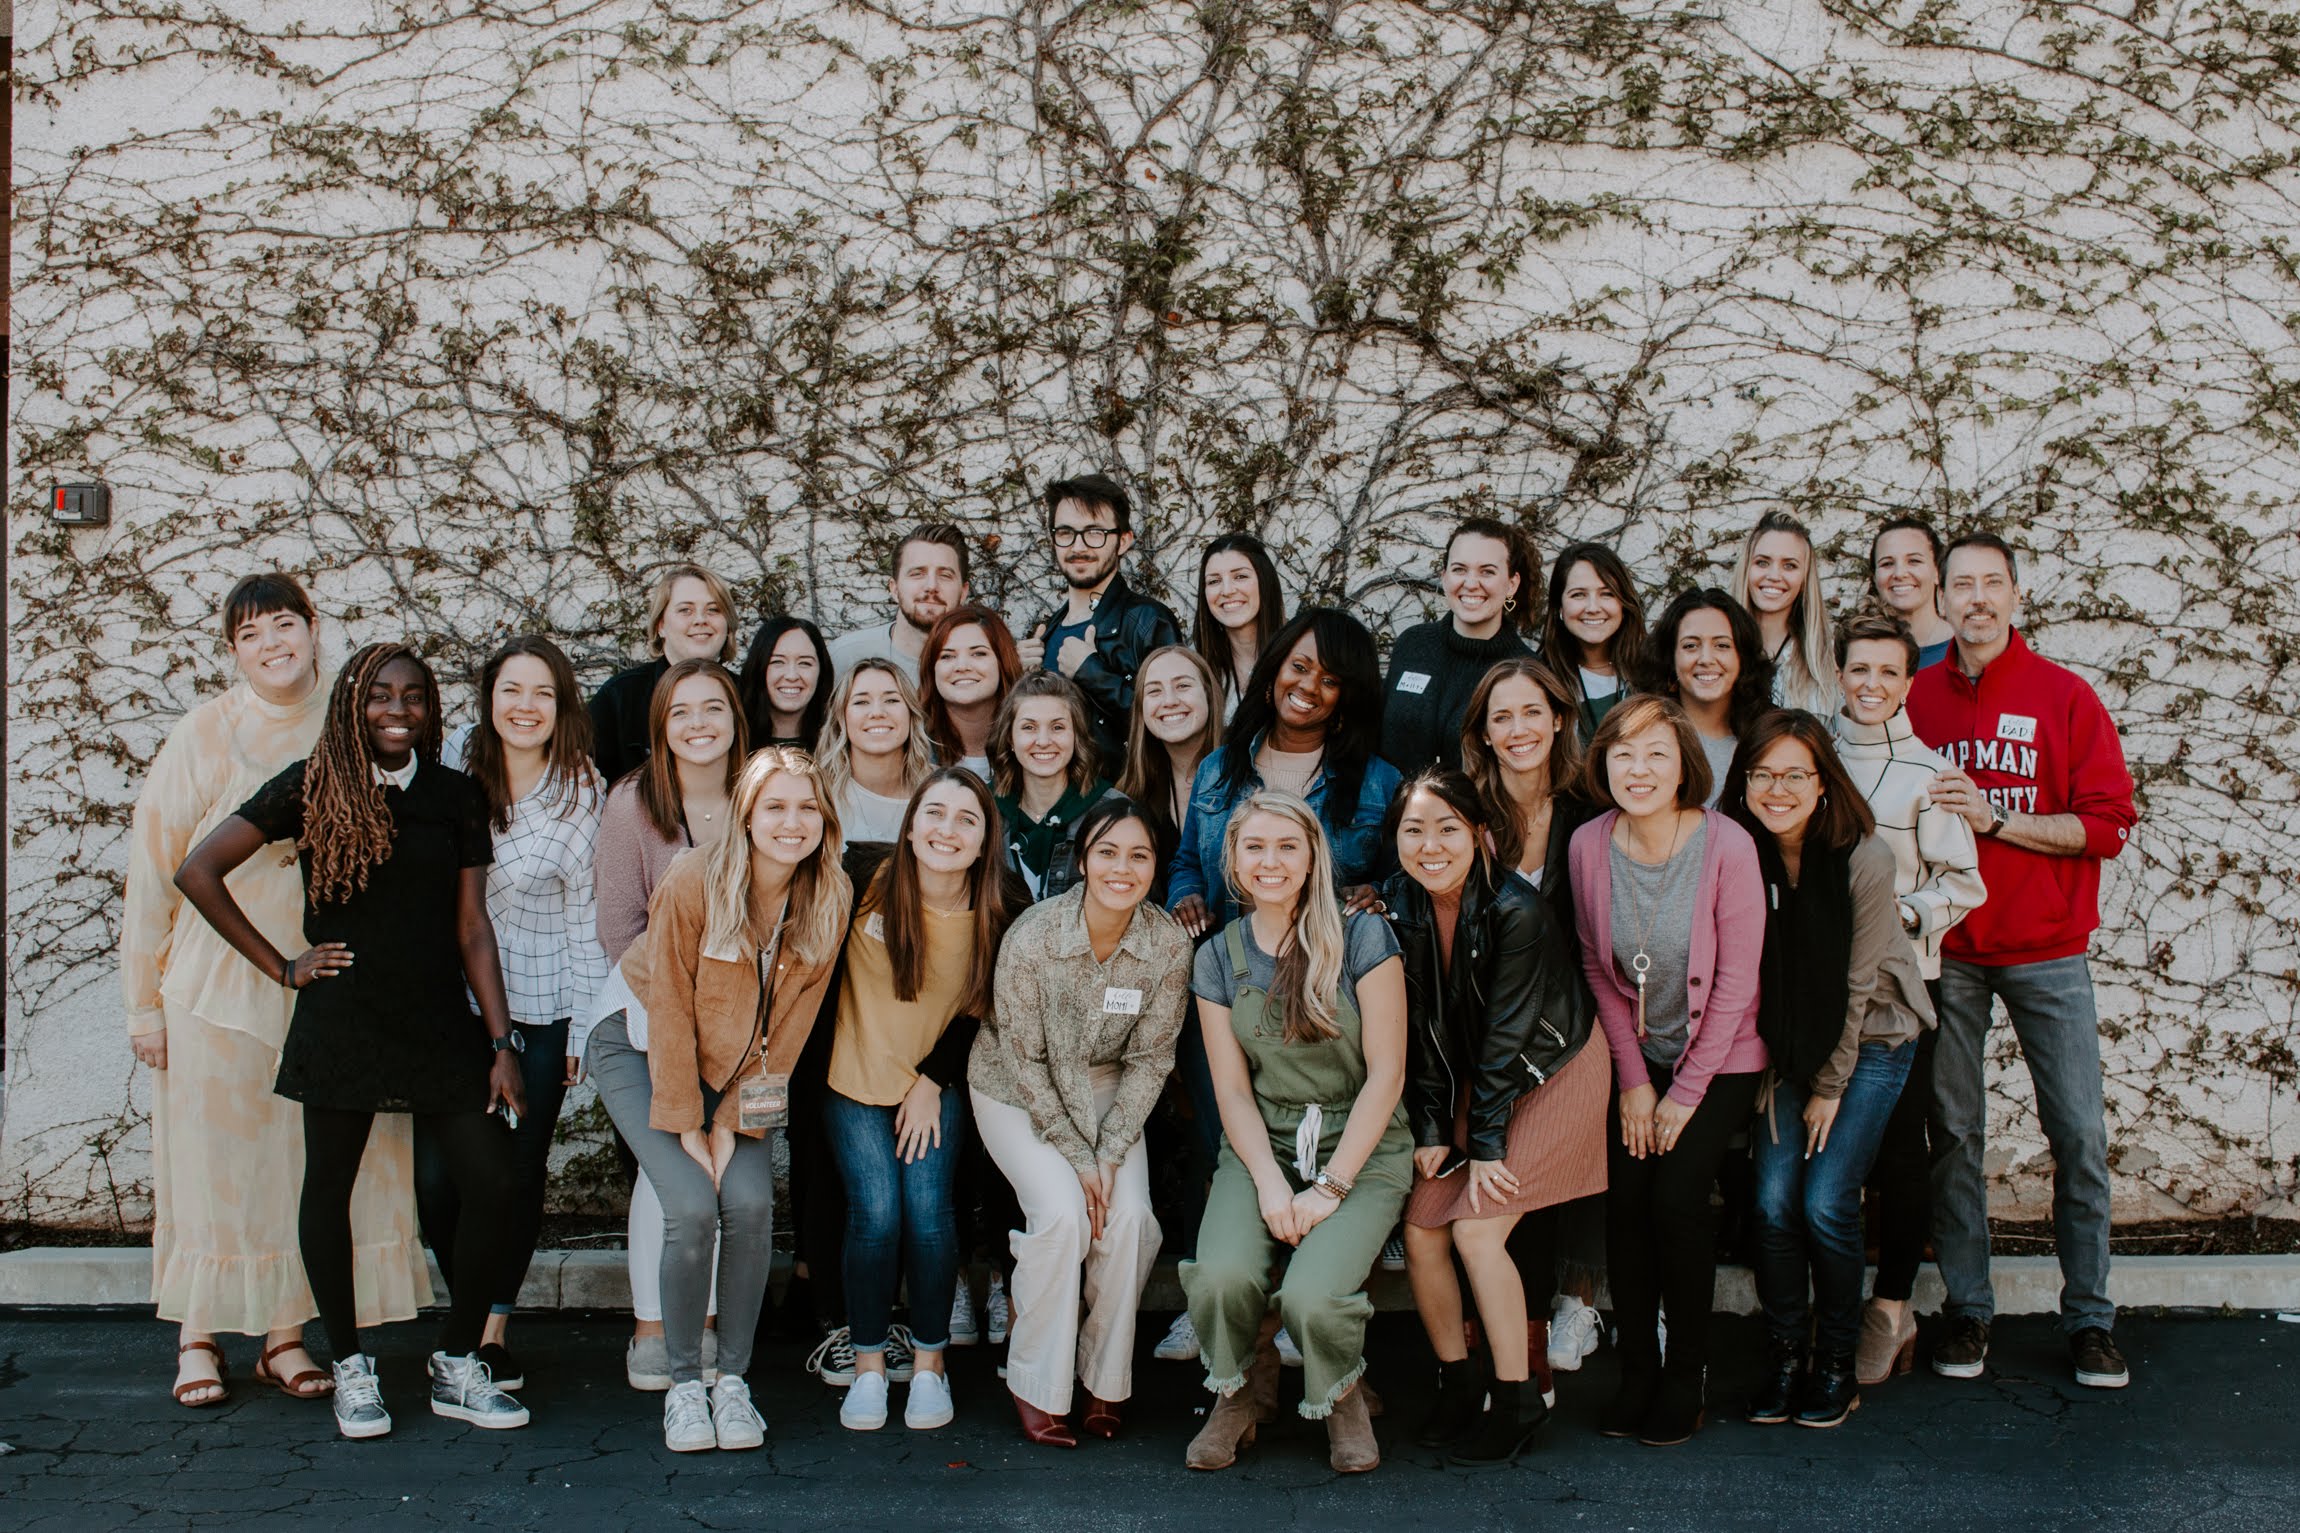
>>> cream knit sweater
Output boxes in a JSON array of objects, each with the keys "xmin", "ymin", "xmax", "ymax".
[{"xmin": 1831, "ymin": 707, "xmax": 1988, "ymax": 978}]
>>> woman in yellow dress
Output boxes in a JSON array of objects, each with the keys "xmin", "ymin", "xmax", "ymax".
[{"xmin": 122, "ymin": 574, "xmax": 431, "ymax": 1407}]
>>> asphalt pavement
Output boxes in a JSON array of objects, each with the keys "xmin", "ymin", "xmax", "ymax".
[{"xmin": 4, "ymin": 1309, "xmax": 2296, "ymax": 1530}]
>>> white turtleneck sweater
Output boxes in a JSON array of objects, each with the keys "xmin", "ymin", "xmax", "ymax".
[{"xmin": 1830, "ymin": 706, "xmax": 1987, "ymax": 978}]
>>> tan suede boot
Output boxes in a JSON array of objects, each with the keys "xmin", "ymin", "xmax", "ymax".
[
  {"xmin": 1186, "ymin": 1317, "xmax": 1281, "ymax": 1470},
  {"xmin": 1325, "ymin": 1379, "xmax": 1381, "ymax": 1473}
]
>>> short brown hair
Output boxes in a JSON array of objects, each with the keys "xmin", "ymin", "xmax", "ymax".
[
  {"xmin": 1581, "ymin": 694, "xmax": 1712, "ymax": 812},
  {"xmin": 644, "ymin": 563, "xmax": 740, "ymax": 661},
  {"xmin": 896, "ymin": 523, "xmax": 971, "ymax": 585},
  {"xmin": 1836, "ymin": 608, "xmax": 1919, "ymax": 673},
  {"xmin": 1722, "ymin": 709, "xmax": 1876, "ymax": 854}
]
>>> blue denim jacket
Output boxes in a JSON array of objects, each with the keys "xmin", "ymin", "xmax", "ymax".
[{"xmin": 1165, "ymin": 739, "xmax": 1403, "ymax": 927}]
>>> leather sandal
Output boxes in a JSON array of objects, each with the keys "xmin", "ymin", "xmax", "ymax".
[
  {"xmin": 173, "ymin": 1340, "xmax": 229, "ymax": 1408},
  {"xmin": 253, "ymin": 1339, "xmax": 334, "ymax": 1400},
  {"xmin": 1081, "ymin": 1393, "xmax": 1122, "ymax": 1439}
]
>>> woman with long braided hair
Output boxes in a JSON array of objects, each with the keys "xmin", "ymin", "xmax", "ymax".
[{"xmin": 178, "ymin": 641, "xmax": 534, "ymax": 1441}]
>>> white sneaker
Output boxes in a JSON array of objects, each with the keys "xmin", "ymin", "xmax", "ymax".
[
  {"xmin": 663, "ymin": 1380, "xmax": 715, "ymax": 1452},
  {"xmin": 1549, "ymin": 1300, "xmax": 1602, "ymax": 1373},
  {"xmin": 984, "ymin": 1274, "xmax": 1011, "ymax": 1345},
  {"xmin": 711, "ymin": 1375, "xmax": 766, "ymax": 1451},
  {"xmin": 949, "ymin": 1280, "xmax": 980, "ymax": 1346},
  {"xmin": 840, "ymin": 1370, "xmax": 890, "ymax": 1431},
  {"xmin": 1274, "ymin": 1326, "xmax": 1303, "ymax": 1368},
  {"xmin": 429, "ymin": 1351, "xmax": 530, "ymax": 1429},
  {"xmin": 1154, "ymin": 1311, "xmax": 1202, "ymax": 1362},
  {"xmin": 1379, "ymin": 1231, "xmax": 1407, "ymax": 1272},
  {"xmin": 330, "ymin": 1354, "xmax": 391, "ymax": 1440},
  {"xmin": 904, "ymin": 1369, "xmax": 955, "ymax": 1430},
  {"xmin": 883, "ymin": 1323, "xmax": 919, "ymax": 1384},
  {"xmin": 805, "ymin": 1326, "xmax": 858, "ymax": 1388},
  {"xmin": 626, "ymin": 1333, "xmax": 671, "ymax": 1391}
]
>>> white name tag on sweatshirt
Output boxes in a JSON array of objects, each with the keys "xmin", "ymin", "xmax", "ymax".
[
  {"xmin": 1102, "ymin": 987, "xmax": 1143, "ymax": 1015},
  {"xmin": 1396, "ymin": 671, "xmax": 1431, "ymax": 695},
  {"xmin": 1996, "ymin": 713, "xmax": 2038, "ymax": 743},
  {"xmin": 864, "ymin": 912, "xmax": 886, "ymax": 944}
]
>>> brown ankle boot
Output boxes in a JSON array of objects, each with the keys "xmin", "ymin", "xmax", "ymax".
[
  {"xmin": 1186, "ymin": 1318, "xmax": 1282, "ymax": 1470},
  {"xmin": 1325, "ymin": 1380, "xmax": 1380, "ymax": 1473}
]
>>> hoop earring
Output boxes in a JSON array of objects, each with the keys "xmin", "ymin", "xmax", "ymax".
[{"xmin": 1504, "ymin": 597, "xmax": 1518, "ymax": 613}]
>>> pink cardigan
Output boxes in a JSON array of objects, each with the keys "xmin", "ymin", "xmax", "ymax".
[{"xmin": 1569, "ymin": 808, "xmax": 1768, "ymax": 1108}]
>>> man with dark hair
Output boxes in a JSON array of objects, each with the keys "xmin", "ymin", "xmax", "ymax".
[
  {"xmin": 1013, "ymin": 473, "xmax": 1182, "ymax": 774},
  {"xmin": 1905, "ymin": 533, "xmax": 2137, "ymax": 1391},
  {"xmin": 829, "ymin": 523, "xmax": 973, "ymax": 678}
]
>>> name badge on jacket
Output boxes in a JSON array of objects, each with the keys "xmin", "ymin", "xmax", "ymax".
[
  {"xmin": 1102, "ymin": 987, "xmax": 1143, "ymax": 1015},
  {"xmin": 1395, "ymin": 671, "xmax": 1431, "ymax": 695}
]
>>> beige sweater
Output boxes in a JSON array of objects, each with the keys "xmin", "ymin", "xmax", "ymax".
[{"xmin": 1831, "ymin": 707, "xmax": 1987, "ymax": 979}]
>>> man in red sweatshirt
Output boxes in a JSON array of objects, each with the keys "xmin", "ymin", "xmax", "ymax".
[{"xmin": 1906, "ymin": 533, "xmax": 2137, "ymax": 1392}]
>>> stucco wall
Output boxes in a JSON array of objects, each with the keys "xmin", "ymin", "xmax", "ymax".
[{"xmin": 7, "ymin": 0, "xmax": 2296, "ymax": 1225}]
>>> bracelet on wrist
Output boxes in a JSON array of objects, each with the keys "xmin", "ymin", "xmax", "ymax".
[
  {"xmin": 279, "ymin": 955, "xmax": 297, "ymax": 990},
  {"xmin": 1312, "ymin": 1169, "xmax": 1354, "ymax": 1201}
]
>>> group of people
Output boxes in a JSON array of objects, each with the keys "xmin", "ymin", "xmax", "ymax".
[{"xmin": 126, "ymin": 471, "xmax": 2138, "ymax": 1472}]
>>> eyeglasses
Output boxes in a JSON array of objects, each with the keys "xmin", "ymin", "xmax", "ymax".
[
  {"xmin": 1051, "ymin": 525, "xmax": 1116, "ymax": 549},
  {"xmin": 1745, "ymin": 768, "xmax": 1819, "ymax": 791}
]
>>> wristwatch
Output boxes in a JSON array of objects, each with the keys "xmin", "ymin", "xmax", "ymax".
[
  {"xmin": 1983, "ymin": 800, "xmax": 2009, "ymax": 837},
  {"xmin": 491, "ymin": 1032, "xmax": 526, "ymax": 1055}
]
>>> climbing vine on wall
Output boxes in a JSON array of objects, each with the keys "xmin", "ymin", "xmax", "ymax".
[{"xmin": 10, "ymin": 0, "xmax": 2298, "ymax": 1219}]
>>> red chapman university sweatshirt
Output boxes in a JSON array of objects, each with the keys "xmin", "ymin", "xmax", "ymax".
[{"xmin": 1906, "ymin": 628, "xmax": 2136, "ymax": 967}]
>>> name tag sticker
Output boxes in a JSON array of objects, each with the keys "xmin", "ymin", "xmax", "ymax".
[
  {"xmin": 864, "ymin": 912, "xmax": 886, "ymax": 943},
  {"xmin": 1102, "ymin": 987, "xmax": 1143, "ymax": 1015},
  {"xmin": 1396, "ymin": 671, "xmax": 1432, "ymax": 695},
  {"xmin": 1996, "ymin": 714, "xmax": 2038, "ymax": 744}
]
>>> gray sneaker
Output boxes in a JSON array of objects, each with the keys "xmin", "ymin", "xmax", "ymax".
[
  {"xmin": 711, "ymin": 1375, "xmax": 766, "ymax": 1450},
  {"xmin": 627, "ymin": 1333, "xmax": 671, "ymax": 1392},
  {"xmin": 663, "ymin": 1379, "xmax": 715, "ymax": 1452},
  {"xmin": 331, "ymin": 1354, "xmax": 391, "ymax": 1440},
  {"xmin": 429, "ymin": 1351, "xmax": 531, "ymax": 1429}
]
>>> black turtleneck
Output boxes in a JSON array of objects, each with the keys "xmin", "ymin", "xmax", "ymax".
[{"xmin": 1378, "ymin": 619, "xmax": 1533, "ymax": 773}]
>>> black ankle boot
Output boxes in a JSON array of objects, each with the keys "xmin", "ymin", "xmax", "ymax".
[
  {"xmin": 1638, "ymin": 1368, "xmax": 1705, "ymax": 1447},
  {"xmin": 1599, "ymin": 1357, "xmax": 1660, "ymax": 1438},
  {"xmin": 1416, "ymin": 1357, "xmax": 1484, "ymax": 1448},
  {"xmin": 1449, "ymin": 1377, "xmax": 1551, "ymax": 1467},
  {"xmin": 1744, "ymin": 1335, "xmax": 1806, "ymax": 1425},
  {"xmin": 1796, "ymin": 1349, "xmax": 1861, "ymax": 1428}
]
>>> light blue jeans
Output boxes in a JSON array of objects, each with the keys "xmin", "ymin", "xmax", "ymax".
[{"xmin": 1930, "ymin": 955, "xmax": 2115, "ymax": 1333}]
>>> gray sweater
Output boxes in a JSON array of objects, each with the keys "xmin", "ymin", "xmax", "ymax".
[{"xmin": 1814, "ymin": 834, "xmax": 1939, "ymax": 1098}]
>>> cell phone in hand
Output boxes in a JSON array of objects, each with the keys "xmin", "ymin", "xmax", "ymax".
[
  {"xmin": 1433, "ymin": 1148, "xmax": 1469, "ymax": 1178},
  {"xmin": 499, "ymin": 1102, "xmax": 520, "ymax": 1132}
]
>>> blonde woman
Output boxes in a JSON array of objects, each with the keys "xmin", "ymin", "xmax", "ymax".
[
  {"xmin": 588, "ymin": 563, "xmax": 740, "ymax": 784},
  {"xmin": 1729, "ymin": 512, "xmax": 1838, "ymax": 715},
  {"xmin": 589, "ymin": 746, "xmax": 852, "ymax": 1451},
  {"xmin": 124, "ymin": 574, "xmax": 429, "ymax": 1409},
  {"xmin": 1179, "ymin": 792, "xmax": 1410, "ymax": 1475},
  {"xmin": 817, "ymin": 657, "xmax": 936, "ymax": 843}
]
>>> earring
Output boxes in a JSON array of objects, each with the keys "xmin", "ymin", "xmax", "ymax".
[{"xmin": 1504, "ymin": 597, "xmax": 1517, "ymax": 613}]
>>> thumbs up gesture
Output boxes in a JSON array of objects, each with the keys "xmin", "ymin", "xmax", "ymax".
[
  {"xmin": 1057, "ymin": 624, "xmax": 1097, "ymax": 678},
  {"xmin": 1017, "ymin": 621, "xmax": 1048, "ymax": 670}
]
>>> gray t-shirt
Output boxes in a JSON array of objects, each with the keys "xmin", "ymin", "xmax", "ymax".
[
  {"xmin": 1193, "ymin": 910, "xmax": 1401, "ymax": 1016},
  {"xmin": 1700, "ymin": 732, "xmax": 1738, "ymax": 809},
  {"xmin": 827, "ymin": 622, "xmax": 906, "ymax": 680},
  {"xmin": 1609, "ymin": 822, "xmax": 1708, "ymax": 1066}
]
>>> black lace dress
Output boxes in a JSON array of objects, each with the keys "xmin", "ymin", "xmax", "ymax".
[{"xmin": 235, "ymin": 759, "xmax": 497, "ymax": 1114}]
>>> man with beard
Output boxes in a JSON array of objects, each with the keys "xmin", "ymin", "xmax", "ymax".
[
  {"xmin": 1014, "ymin": 473, "xmax": 1183, "ymax": 777},
  {"xmin": 830, "ymin": 523, "xmax": 973, "ymax": 679}
]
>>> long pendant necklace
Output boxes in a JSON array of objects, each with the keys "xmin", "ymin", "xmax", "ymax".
[{"xmin": 1622, "ymin": 812, "xmax": 1691, "ymax": 1037}]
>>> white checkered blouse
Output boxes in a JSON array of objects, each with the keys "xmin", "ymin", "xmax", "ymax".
[{"xmin": 444, "ymin": 726, "xmax": 611, "ymax": 1026}]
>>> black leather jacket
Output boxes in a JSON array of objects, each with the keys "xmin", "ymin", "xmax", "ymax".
[
  {"xmin": 1031, "ymin": 572, "xmax": 1184, "ymax": 775},
  {"xmin": 1384, "ymin": 861, "xmax": 1592, "ymax": 1162}
]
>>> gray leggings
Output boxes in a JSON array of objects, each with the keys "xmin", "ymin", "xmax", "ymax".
[{"xmin": 588, "ymin": 1015, "xmax": 775, "ymax": 1386}]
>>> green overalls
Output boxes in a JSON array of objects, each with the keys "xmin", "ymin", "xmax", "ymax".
[{"xmin": 1178, "ymin": 920, "xmax": 1413, "ymax": 1417}]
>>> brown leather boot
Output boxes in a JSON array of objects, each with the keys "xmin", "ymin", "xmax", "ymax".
[
  {"xmin": 1325, "ymin": 1379, "xmax": 1380, "ymax": 1473},
  {"xmin": 1186, "ymin": 1317, "xmax": 1281, "ymax": 1470}
]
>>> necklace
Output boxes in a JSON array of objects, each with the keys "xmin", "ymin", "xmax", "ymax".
[{"xmin": 1620, "ymin": 811, "xmax": 1692, "ymax": 1038}]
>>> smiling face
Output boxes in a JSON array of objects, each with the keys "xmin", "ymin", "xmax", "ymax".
[
  {"xmin": 1396, "ymin": 786, "xmax": 1478, "ymax": 899},
  {"xmin": 934, "ymin": 622, "xmax": 1001, "ymax": 707},
  {"xmin": 1443, "ymin": 532, "xmax": 1521, "ymax": 634},
  {"xmin": 364, "ymin": 655, "xmax": 431, "ymax": 767},
  {"xmin": 1872, "ymin": 528, "xmax": 1940, "ymax": 621},
  {"xmin": 1559, "ymin": 559, "xmax": 1623, "ymax": 658},
  {"xmin": 664, "ymin": 673, "xmax": 737, "ymax": 769},
  {"xmin": 908, "ymin": 779, "xmax": 988, "ymax": 876},
  {"xmin": 764, "ymin": 629, "xmax": 821, "ymax": 721},
  {"xmin": 231, "ymin": 608, "xmax": 318, "ymax": 705},
  {"xmin": 1231, "ymin": 808, "xmax": 1313, "ymax": 914},
  {"xmin": 1080, "ymin": 816, "xmax": 1159, "ymax": 919},
  {"xmin": 490, "ymin": 653, "xmax": 559, "ymax": 754},
  {"xmin": 1943, "ymin": 544, "xmax": 2020, "ymax": 654},
  {"xmin": 892, "ymin": 537, "xmax": 968, "ymax": 633},
  {"xmin": 1202, "ymin": 550, "xmax": 1262, "ymax": 634},
  {"xmin": 749, "ymin": 770, "xmax": 827, "ymax": 870},
  {"xmin": 844, "ymin": 670, "xmax": 911, "ymax": 761},
  {"xmin": 658, "ymin": 576, "xmax": 730, "ymax": 664},
  {"xmin": 1268, "ymin": 633, "xmax": 1341, "ymax": 736},
  {"xmin": 1138, "ymin": 651, "xmax": 1211, "ymax": 745},
  {"xmin": 1482, "ymin": 673, "xmax": 1560, "ymax": 780},
  {"xmin": 1743, "ymin": 735, "xmax": 1821, "ymax": 843},
  {"xmin": 1010, "ymin": 697, "xmax": 1076, "ymax": 784},
  {"xmin": 1604, "ymin": 719, "xmax": 1686, "ymax": 819},
  {"xmin": 1744, "ymin": 530, "xmax": 1810, "ymax": 619},
  {"xmin": 1839, "ymin": 638, "xmax": 1912, "ymax": 727},
  {"xmin": 1674, "ymin": 607, "xmax": 1741, "ymax": 705},
  {"xmin": 1051, "ymin": 497, "xmax": 1131, "ymax": 591}
]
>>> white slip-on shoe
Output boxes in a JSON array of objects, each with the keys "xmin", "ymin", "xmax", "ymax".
[
  {"xmin": 711, "ymin": 1375, "xmax": 766, "ymax": 1450},
  {"xmin": 904, "ymin": 1369, "xmax": 955, "ymax": 1430},
  {"xmin": 663, "ymin": 1380, "xmax": 715, "ymax": 1452},
  {"xmin": 840, "ymin": 1370, "xmax": 891, "ymax": 1431}
]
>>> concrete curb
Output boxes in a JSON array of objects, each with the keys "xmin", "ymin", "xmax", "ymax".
[{"xmin": 4, "ymin": 1247, "xmax": 2296, "ymax": 1315}]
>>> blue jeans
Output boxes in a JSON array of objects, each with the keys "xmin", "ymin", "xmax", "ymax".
[
  {"xmin": 824, "ymin": 1086, "xmax": 966, "ymax": 1353},
  {"xmin": 1753, "ymin": 1040, "xmax": 1916, "ymax": 1354},
  {"xmin": 1931, "ymin": 955, "xmax": 2115, "ymax": 1333}
]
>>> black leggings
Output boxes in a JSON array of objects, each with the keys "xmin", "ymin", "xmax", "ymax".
[
  {"xmin": 1868, "ymin": 1019, "xmax": 1941, "ymax": 1301},
  {"xmin": 1605, "ymin": 1065, "xmax": 1764, "ymax": 1381},
  {"xmin": 1505, "ymin": 1206, "xmax": 1561, "ymax": 1319},
  {"xmin": 414, "ymin": 1020, "xmax": 571, "ymax": 1311},
  {"xmin": 302, "ymin": 1105, "xmax": 517, "ymax": 1360}
]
